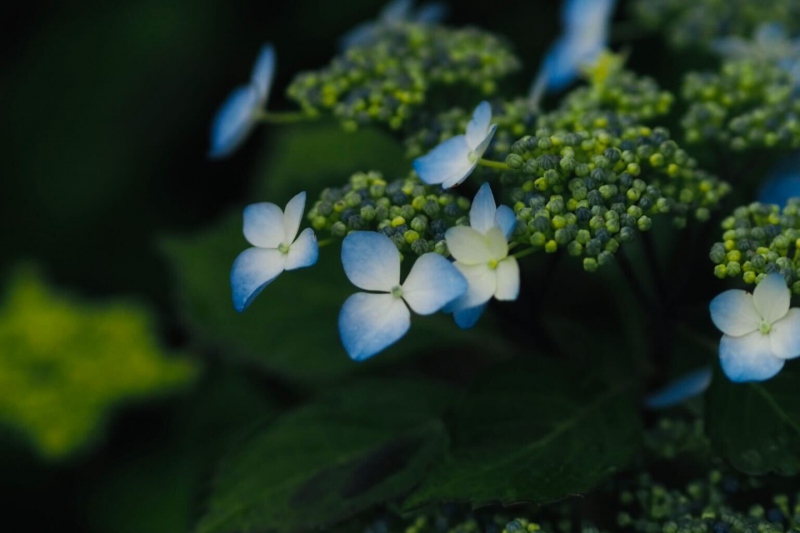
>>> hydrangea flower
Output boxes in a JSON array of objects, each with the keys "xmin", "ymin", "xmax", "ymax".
[
  {"xmin": 758, "ymin": 152, "xmax": 800, "ymax": 206},
  {"xmin": 709, "ymin": 273, "xmax": 800, "ymax": 382},
  {"xmin": 339, "ymin": 231, "xmax": 467, "ymax": 360},
  {"xmin": 645, "ymin": 366, "xmax": 713, "ymax": 409},
  {"xmin": 413, "ymin": 101, "xmax": 497, "ymax": 189},
  {"xmin": 713, "ymin": 23, "xmax": 800, "ymax": 87},
  {"xmin": 209, "ymin": 44, "xmax": 276, "ymax": 159},
  {"xmin": 230, "ymin": 192, "xmax": 318, "ymax": 312},
  {"xmin": 340, "ymin": 0, "xmax": 447, "ymax": 50},
  {"xmin": 444, "ymin": 183, "xmax": 518, "ymax": 328},
  {"xmin": 529, "ymin": 0, "xmax": 617, "ymax": 100}
]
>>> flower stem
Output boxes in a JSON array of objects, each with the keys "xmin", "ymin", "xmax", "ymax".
[
  {"xmin": 317, "ymin": 238, "xmax": 334, "ymax": 247},
  {"xmin": 477, "ymin": 158, "xmax": 511, "ymax": 171},
  {"xmin": 512, "ymin": 247, "xmax": 537, "ymax": 260},
  {"xmin": 256, "ymin": 111, "xmax": 314, "ymax": 124}
]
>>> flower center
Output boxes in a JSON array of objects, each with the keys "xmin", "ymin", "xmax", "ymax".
[
  {"xmin": 759, "ymin": 320, "xmax": 772, "ymax": 334},
  {"xmin": 467, "ymin": 150, "xmax": 478, "ymax": 164},
  {"xmin": 488, "ymin": 258, "xmax": 499, "ymax": 270},
  {"xmin": 277, "ymin": 242, "xmax": 291, "ymax": 254},
  {"xmin": 391, "ymin": 285, "xmax": 404, "ymax": 298}
]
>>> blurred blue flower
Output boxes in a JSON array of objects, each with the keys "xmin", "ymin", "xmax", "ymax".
[
  {"xmin": 339, "ymin": 231, "xmax": 467, "ymax": 360},
  {"xmin": 413, "ymin": 101, "xmax": 497, "ymax": 189},
  {"xmin": 444, "ymin": 183, "xmax": 519, "ymax": 329},
  {"xmin": 209, "ymin": 44, "xmax": 276, "ymax": 159},
  {"xmin": 759, "ymin": 152, "xmax": 800, "ymax": 206},
  {"xmin": 713, "ymin": 23, "xmax": 800, "ymax": 87},
  {"xmin": 709, "ymin": 273, "xmax": 800, "ymax": 382},
  {"xmin": 645, "ymin": 366, "xmax": 713, "ymax": 409},
  {"xmin": 340, "ymin": 0, "xmax": 448, "ymax": 50},
  {"xmin": 230, "ymin": 191, "xmax": 318, "ymax": 312}
]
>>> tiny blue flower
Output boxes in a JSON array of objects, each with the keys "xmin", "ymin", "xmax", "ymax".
[
  {"xmin": 645, "ymin": 366, "xmax": 713, "ymax": 409},
  {"xmin": 444, "ymin": 183, "xmax": 519, "ymax": 328},
  {"xmin": 339, "ymin": 231, "xmax": 467, "ymax": 360},
  {"xmin": 759, "ymin": 152, "xmax": 800, "ymax": 206},
  {"xmin": 209, "ymin": 44, "xmax": 276, "ymax": 159},
  {"xmin": 709, "ymin": 273, "xmax": 800, "ymax": 382},
  {"xmin": 340, "ymin": 0, "xmax": 447, "ymax": 50},
  {"xmin": 230, "ymin": 191, "xmax": 318, "ymax": 312},
  {"xmin": 413, "ymin": 101, "xmax": 497, "ymax": 189}
]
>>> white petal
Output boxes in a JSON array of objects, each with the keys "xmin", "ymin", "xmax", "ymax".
[
  {"xmin": 494, "ymin": 205, "xmax": 517, "ymax": 240},
  {"xmin": 441, "ymin": 160, "xmax": 480, "ymax": 189},
  {"xmin": 208, "ymin": 84, "xmax": 260, "ymax": 159},
  {"xmin": 465, "ymin": 101, "xmax": 492, "ymax": 149},
  {"xmin": 485, "ymin": 226, "xmax": 509, "ymax": 260},
  {"xmin": 470, "ymin": 123, "xmax": 497, "ymax": 162},
  {"xmin": 709, "ymin": 289, "xmax": 761, "ymax": 337},
  {"xmin": 719, "ymin": 331, "xmax": 785, "ymax": 383},
  {"xmin": 413, "ymin": 135, "xmax": 472, "ymax": 187},
  {"xmin": 401, "ymin": 253, "xmax": 467, "ymax": 315},
  {"xmin": 341, "ymin": 231, "xmax": 400, "ymax": 291},
  {"xmin": 338, "ymin": 293, "xmax": 410, "ymax": 361},
  {"xmin": 494, "ymin": 257, "xmax": 520, "ymax": 301},
  {"xmin": 243, "ymin": 202, "xmax": 285, "ymax": 249},
  {"xmin": 286, "ymin": 228, "xmax": 319, "ymax": 271},
  {"xmin": 769, "ymin": 308, "xmax": 800, "ymax": 359},
  {"xmin": 645, "ymin": 367, "xmax": 713, "ymax": 409},
  {"xmin": 230, "ymin": 248, "xmax": 287, "ymax": 312},
  {"xmin": 469, "ymin": 183, "xmax": 497, "ymax": 234},
  {"xmin": 450, "ymin": 262, "xmax": 496, "ymax": 310},
  {"xmin": 283, "ymin": 191, "xmax": 307, "ymax": 243},
  {"xmin": 753, "ymin": 273, "xmax": 791, "ymax": 324},
  {"xmin": 444, "ymin": 226, "xmax": 493, "ymax": 265},
  {"xmin": 251, "ymin": 44, "xmax": 276, "ymax": 103},
  {"xmin": 453, "ymin": 303, "xmax": 487, "ymax": 329}
]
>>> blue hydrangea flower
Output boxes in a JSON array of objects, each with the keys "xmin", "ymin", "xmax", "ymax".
[
  {"xmin": 713, "ymin": 23, "xmax": 800, "ymax": 87},
  {"xmin": 444, "ymin": 183, "xmax": 518, "ymax": 329},
  {"xmin": 340, "ymin": 0, "xmax": 447, "ymax": 50},
  {"xmin": 230, "ymin": 191, "xmax": 318, "ymax": 312},
  {"xmin": 209, "ymin": 44, "xmax": 276, "ymax": 159},
  {"xmin": 529, "ymin": 0, "xmax": 616, "ymax": 100},
  {"xmin": 758, "ymin": 152, "xmax": 800, "ymax": 206},
  {"xmin": 644, "ymin": 366, "xmax": 713, "ymax": 409},
  {"xmin": 413, "ymin": 101, "xmax": 497, "ymax": 189},
  {"xmin": 339, "ymin": 231, "xmax": 467, "ymax": 360},
  {"xmin": 710, "ymin": 273, "xmax": 800, "ymax": 382}
]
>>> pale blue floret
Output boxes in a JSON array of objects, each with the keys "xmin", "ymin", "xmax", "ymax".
[
  {"xmin": 413, "ymin": 101, "xmax": 497, "ymax": 189},
  {"xmin": 339, "ymin": 0, "xmax": 447, "ymax": 50},
  {"xmin": 209, "ymin": 44, "xmax": 276, "ymax": 159},
  {"xmin": 645, "ymin": 366, "xmax": 713, "ymax": 409},
  {"xmin": 758, "ymin": 153, "xmax": 800, "ymax": 206},
  {"xmin": 338, "ymin": 231, "xmax": 467, "ymax": 360},
  {"xmin": 709, "ymin": 273, "xmax": 800, "ymax": 382},
  {"xmin": 230, "ymin": 192, "xmax": 319, "ymax": 312}
]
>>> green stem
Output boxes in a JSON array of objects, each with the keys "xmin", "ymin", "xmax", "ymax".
[
  {"xmin": 477, "ymin": 158, "xmax": 511, "ymax": 171},
  {"xmin": 317, "ymin": 238, "xmax": 334, "ymax": 248},
  {"xmin": 512, "ymin": 247, "xmax": 538, "ymax": 260},
  {"xmin": 256, "ymin": 111, "xmax": 314, "ymax": 124}
]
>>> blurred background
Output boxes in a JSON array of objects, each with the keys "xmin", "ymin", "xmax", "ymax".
[{"xmin": 0, "ymin": 1, "xmax": 655, "ymax": 531}]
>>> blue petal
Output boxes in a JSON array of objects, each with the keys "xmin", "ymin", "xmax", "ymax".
[
  {"xmin": 465, "ymin": 101, "xmax": 492, "ymax": 149},
  {"xmin": 645, "ymin": 367, "xmax": 713, "ymax": 409},
  {"xmin": 540, "ymin": 36, "xmax": 602, "ymax": 92},
  {"xmin": 285, "ymin": 228, "xmax": 319, "ymax": 271},
  {"xmin": 341, "ymin": 231, "xmax": 401, "ymax": 291},
  {"xmin": 380, "ymin": 0, "xmax": 414, "ymax": 22},
  {"xmin": 759, "ymin": 171, "xmax": 800, "ymax": 206},
  {"xmin": 469, "ymin": 183, "xmax": 497, "ymax": 234},
  {"xmin": 208, "ymin": 84, "xmax": 260, "ymax": 159},
  {"xmin": 230, "ymin": 248, "xmax": 286, "ymax": 312},
  {"xmin": 413, "ymin": 135, "xmax": 472, "ymax": 187},
  {"xmin": 339, "ymin": 292, "xmax": 411, "ymax": 361},
  {"xmin": 719, "ymin": 331, "xmax": 785, "ymax": 383},
  {"xmin": 402, "ymin": 253, "xmax": 468, "ymax": 315},
  {"xmin": 562, "ymin": 0, "xmax": 616, "ymax": 32},
  {"xmin": 251, "ymin": 44, "xmax": 276, "ymax": 103},
  {"xmin": 415, "ymin": 2, "xmax": 448, "ymax": 24},
  {"xmin": 453, "ymin": 303, "xmax": 487, "ymax": 329},
  {"xmin": 494, "ymin": 205, "xmax": 517, "ymax": 240}
]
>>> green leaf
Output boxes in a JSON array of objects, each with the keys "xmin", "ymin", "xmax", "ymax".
[
  {"xmin": 405, "ymin": 358, "xmax": 641, "ymax": 509},
  {"xmin": 706, "ymin": 365, "xmax": 800, "ymax": 475},
  {"xmin": 195, "ymin": 379, "xmax": 453, "ymax": 533}
]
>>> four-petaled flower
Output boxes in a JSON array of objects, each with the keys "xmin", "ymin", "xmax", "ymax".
[
  {"xmin": 230, "ymin": 192, "xmax": 319, "ymax": 312},
  {"xmin": 444, "ymin": 183, "xmax": 519, "ymax": 328},
  {"xmin": 338, "ymin": 231, "xmax": 467, "ymax": 361},
  {"xmin": 710, "ymin": 273, "xmax": 800, "ymax": 382},
  {"xmin": 209, "ymin": 44, "xmax": 276, "ymax": 159},
  {"xmin": 413, "ymin": 101, "xmax": 497, "ymax": 189}
]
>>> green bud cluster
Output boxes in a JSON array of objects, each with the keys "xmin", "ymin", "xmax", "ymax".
[
  {"xmin": 631, "ymin": 0, "xmax": 800, "ymax": 49},
  {"xmin": 500, "ymin": 126, "xmax": 728, "ymax": 271},
  {"xmin": 286, "ymin": 23, "xmax": 520, "ymax": 131},
  {"xmin": 709, "ymin": 199, "xmax": 800, "ymax": 292},
  {"xmin": 307, "ymin": 171, "xmax": 470, "ymax": 257},
  {"xmin": 682, "ymin": 60, "xmax": 800, "ymax": 150}
]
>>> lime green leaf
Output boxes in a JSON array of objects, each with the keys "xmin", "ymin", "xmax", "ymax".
[
  {"xmin": 706, "ymin": 365, "xmax": 800, "ymax": 475},
  {"xmin": 0, "ymin": 267, "xmax": 197, "ymax": 459},
  {"xmin": 405, "ymin": 358, "xmax": 641, "ymax": 509},
  {"xmin": 195, "ymin": 379, "xmax": 453, "ymax": 533}
]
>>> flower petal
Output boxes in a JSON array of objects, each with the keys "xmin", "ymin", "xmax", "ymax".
[
  {"xmin": 401, "ymin": 253, "xmax": 467, "ymax": 315},
  {"xmin": 485, "ymin": 226, "xmax": 509, "ymax": 260},
  {"xmin": 465, "ymin": 101, "xmax": 492, "ymax": 149},
  {"xmin": 453, "ymin": 303, "xmax": 487, "ymax": 329},
  {"xmin": 494, "ymin": 257, "xmax": 520, "ymax": 301},
  {"xmin": 494, "ymin": 205, "xmax": 517, "ymax": 240},
  {"xmin": 770, "ymin": 308, "xmax": 800, "ymax": 359},
  {"xmin": 414, "ymin": 2, "xmax": 448, "ymax": 24},
  {"xmin": 644, "ymin": 367, "xmax": 713, "ymax": 409},
  {"xmin": 285, "ymin": 228, "xmax": 319, "ymax": 271},
  {"xmin": 338, "ymin": 292, "xmax": 410, "ymax": 361},
  {"xmin": 208, "ymin": 84, "xmax": 260, "ymax": 159},
  {"xmin": 444, "ymin": 226, "xmax": 493, "ymax": 265},
  {"xmin": 230, "ymin": 248, "xmax": 287, "ymax": 312},
  {"xmin": 450, "ymin": 262, "xmax": 496, "ymax": 310},
  {"xmin": 341, "ymin": 231, "xmax": 400, "ymax": 291},
  {"xmin": 471, "ymin": 124, "xmax": 497, "ymax": 162},
  {"xmin": 719, "ymin": 331, "xmax": 785, "ymax": 383},
  {"xmin": 758, "ymin": 172, "xmax": 800, "ymax": 206},
  {"xmin": 562, "ymin": 0, "xmax": 616, "ymax": 33},
  {"xmin": 413, "ymin": 135, "xmax": 472, "ymax": 187},
  {"xmin": 283, "ymin": 191, "xmax": 307, "ymax": 243},
  {"xmin": 251, "ymin": 44, "xmax": 276, "ymax": 103},
  {"xmin": 469, "ymin": 183, "xmax": 497, "ymax": 234},
  {"xmin": 753, "ymin": 273, "xmax": 790, "ymax": 324},
  {"xmin": 709, "ymin": 289, "xmax": 760, "ymax": 337},
  {"xmin": 243, "ymin": 202, "xmax": 286, "ymax": 249},
  {"xmin": 380, "ymin": 0, "xmax": 414, "ymax": 22}
]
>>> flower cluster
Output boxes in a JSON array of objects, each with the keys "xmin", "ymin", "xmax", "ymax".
[{"xmin": 286, "ymin": 22, "xmax": 520, "ymax": 131}]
